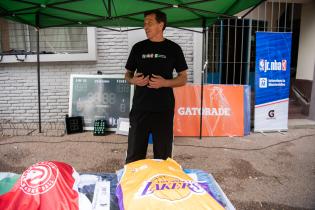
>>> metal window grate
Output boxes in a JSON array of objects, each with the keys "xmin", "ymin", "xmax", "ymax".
[{"xmin": 0, "ymin": 19, "xmax": 88, "ymax": 54}]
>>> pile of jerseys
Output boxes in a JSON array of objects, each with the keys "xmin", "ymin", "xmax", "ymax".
[
  {"xmin": 0, "ymin": 159, "xmax": 233, "ymax": 210},
  {"xmin": 0, "ymin": 162, "xmax": 117, "ymax": 210},
  {"xmin": 116, "ymin": 158, "xmax": 225, "ymax": 210}
]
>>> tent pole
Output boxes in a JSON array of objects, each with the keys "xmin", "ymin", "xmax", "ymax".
[
  {"xmin": 36, "ymin": 13, "xmax": 42, "ymax": 133},
  {"xmin": 200, "ymin": 29, "xmax": 204, "ymax": 139},
  {"xmin": 200, "ymin": 19, "xmax": 207, "ymax": 139},
  {"xmin": 108, "ymin": 0, "xmax": 111, "ymax": 17}
]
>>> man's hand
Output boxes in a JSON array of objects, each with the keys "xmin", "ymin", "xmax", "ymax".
[
  {"xmin": 148, "ymin": 74, "xmax": 168, "ymax": 89},
  {"xmin": 132, "ymin": 73, "xmax": 150, "ymax": 86},
  {"xmin": 127, "ymin": 72, "xmax": 149, "ymax": 86}
]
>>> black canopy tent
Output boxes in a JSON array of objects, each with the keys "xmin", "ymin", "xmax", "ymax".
[{"xmin": 0, "ymin": 0, "xmax": 263, "ymax": 137}]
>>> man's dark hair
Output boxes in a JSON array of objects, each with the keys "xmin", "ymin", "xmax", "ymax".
[{"xmin": 144, "ymin": 10, "xmax": 167, "ymax": 30}]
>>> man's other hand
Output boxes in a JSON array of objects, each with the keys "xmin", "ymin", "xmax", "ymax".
[
  {"xmin": 148, "ymin": 74, "xmax": 167, "ymax": 89},
  {"xmin": 131, "ymin": 73, "xmax": 149, "ymax": 86}
]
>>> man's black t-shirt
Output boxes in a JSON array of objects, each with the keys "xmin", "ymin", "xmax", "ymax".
[{"xmin": 126, "ymin": 39, "xmax": 188, "ymax": 112}]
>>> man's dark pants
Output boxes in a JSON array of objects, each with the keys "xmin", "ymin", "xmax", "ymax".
[{"xmin": 125, "ymin": 109, "xmax": 174, "ymax": 164}]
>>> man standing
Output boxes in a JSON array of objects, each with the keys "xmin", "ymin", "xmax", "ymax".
[{"xmin": 125, "ymin": 10, "xmax": 188, "ymax": 164}]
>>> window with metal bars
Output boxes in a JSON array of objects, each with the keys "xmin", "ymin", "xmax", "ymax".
[{"xmin": 0, "ymin": 18, "xmax": 88, "ymax": 55}]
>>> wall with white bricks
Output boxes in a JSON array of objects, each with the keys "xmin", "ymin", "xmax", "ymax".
[{"xmin": 0, "ymin": 28, "xmax": 195, "ymax": 124}]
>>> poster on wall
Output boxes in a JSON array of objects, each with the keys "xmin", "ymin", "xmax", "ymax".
[
  {"xmin": 69, "ymin": 74, "xmax": 133, "ymax": 131},
  {"xmin": 254, "ymin": 32, "xmax": 292, "ymax": 132}
]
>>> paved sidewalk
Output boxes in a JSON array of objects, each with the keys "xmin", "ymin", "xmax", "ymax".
[{"xmin": 0, "ymin": 120, "xmax": 314, "ymax": 209}]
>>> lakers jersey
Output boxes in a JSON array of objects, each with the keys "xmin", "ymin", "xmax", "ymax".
[{"xmin": 116, "ymin": 158, "xmax": 225, "ymax": 210}]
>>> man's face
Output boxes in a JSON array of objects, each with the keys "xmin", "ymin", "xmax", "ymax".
[{"xmin": 144, "ymin": 13, "xmax": 163, "ymax": 40}]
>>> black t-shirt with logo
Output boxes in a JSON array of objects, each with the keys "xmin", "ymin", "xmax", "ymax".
[{"xmin": 126, "ymin": 39, "xmax": 188, "ymax": 112}]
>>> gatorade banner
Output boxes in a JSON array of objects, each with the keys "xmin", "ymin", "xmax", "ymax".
[
  {"xmin": 174, "ymin": 84, "xmax": 249, "ymax": 137},
  {"xmin": 254, "ymin": 32, "xmax": 292, "ymax": 132}
]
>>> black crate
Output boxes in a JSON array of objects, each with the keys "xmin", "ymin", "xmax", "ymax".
[{"xmin": 65, "ymin": 116, "xmax": 83, "ymax": 134}]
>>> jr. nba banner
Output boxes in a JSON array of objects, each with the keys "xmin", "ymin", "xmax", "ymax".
[{"xmin": 254, "ymin": 32, "xmax": 292, "ymax": 132}]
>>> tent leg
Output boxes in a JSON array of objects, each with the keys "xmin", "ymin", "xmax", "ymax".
[
  {"xmin": 200, "ymin": 24, "xmax": 208, "ymax": 139},
  {"xmin": 36, "ymin": 16, "xmax": 42, "ymax": 133},
  {"xmin": 200, "ymin": 68, "xmax": 203, "ymax": 139}
]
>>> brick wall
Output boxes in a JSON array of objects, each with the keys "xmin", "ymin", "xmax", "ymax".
[{"xmin": 0, "ymin": 28, "xmax": 194, "ymax": 126}]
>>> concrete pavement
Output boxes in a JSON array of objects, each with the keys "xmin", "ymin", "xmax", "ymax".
[{"xmin": 0, "ymin": 119, "xmax": 314, "ymax": 209}]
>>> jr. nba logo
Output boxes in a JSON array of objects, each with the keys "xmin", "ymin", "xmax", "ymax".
[
  {"xmin": 282, "ymin": 60, "xmax": 287, "ymax": 71},
  {"xmin": 259, "ymin": 59, "xmax": 264, "ymax": 71}
]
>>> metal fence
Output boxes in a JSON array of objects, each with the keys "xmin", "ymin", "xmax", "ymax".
[{"xmin": 206, "ymin": 1, "xmax": 301, "ymax": 86}]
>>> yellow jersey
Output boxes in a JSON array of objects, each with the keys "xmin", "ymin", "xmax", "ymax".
[{"xmin": 116, "ymin": 158, "xmax": 225, "ymax": 210}]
